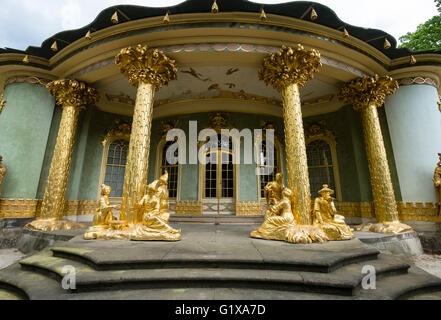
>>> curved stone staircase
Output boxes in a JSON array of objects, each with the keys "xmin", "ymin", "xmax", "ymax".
[{"xmin": 0, "ymin": 224, "xmax": 440, "ymax": 300}]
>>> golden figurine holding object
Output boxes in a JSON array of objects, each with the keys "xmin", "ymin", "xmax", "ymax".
[
  {"xmin": 434, "ymin": 153, "xmax": 441, "ymax": 214},
  {"xmin": 84, "ymin": 172, "xmax": 181, "ymax": 241},
  {"xmin": 313, "ymin": 185, "xmax": 353, "ymax": 241}
]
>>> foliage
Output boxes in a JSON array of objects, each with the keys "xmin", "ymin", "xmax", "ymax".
[{"xmin": 399, "ymin": 0, "xmax": 441, "ymax": 51}]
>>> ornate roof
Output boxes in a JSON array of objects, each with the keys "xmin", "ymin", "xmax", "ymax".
[{"xmin": 0, "ymin": 0, "xmax": 436, "ymax": 60}]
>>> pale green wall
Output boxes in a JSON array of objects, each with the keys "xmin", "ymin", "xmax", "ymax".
[
  {"xmin": 385, "ymin": 84, "xmax": 441, "ymax": 202},
  {"xmin": 0, "ymin": 82, "xmax": 55, "ymax": 199}
]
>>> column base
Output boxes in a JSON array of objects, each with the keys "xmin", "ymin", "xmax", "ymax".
[
  {"xmin": 354, "ymin": 221, "xmax": 414, "ymax": 235},
  {"xmin": 83, "ymin": 222, "xmax": 181, "ymax": 241},
  {"xmin": 251, "ymin": 223, "xmax": 329, "ymax": 244},
  {"xmin": 24, "ymin": 219, "xmax": 86, "ymax": 232}
]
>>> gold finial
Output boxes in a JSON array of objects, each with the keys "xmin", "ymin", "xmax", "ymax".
[
  {"xmin": 310, "ymin": 8, "xmax": 318, "ymax": 20},
  {"xmin": 343, "ymin": 28, "xmax": 349, "ymax": 38},
  {"xmin": 258, "ymin": 44, "xmax": 322, "ymax": 91},
  {"xmin": 410, "ymin": 55, "xmax": 417, "ymax": 65},
  {"xmin": 260, "ymin": 7, "xmax": 267, "ymax": 21},
  {"xmin": 163, "ymin": 10, "xmax": 170, "ymax": 24},
  {"xmin": 85, "ymin": 30, "xmax": 92, "ymax": 40},
  {"xmin": 51, "ymin": 41, "xmax": 58, "ymax": 52},
  {"xmin": 338, "ymin": 75, "xmax": 399, "ymax": 110},
  {"xmin": 384, "ymin": 38, "xmax": 391, "ymax": 49},
  {"xmin": 23, "ymin": 55, "xmax": 30, "ymax": 64},
  {"xmin": 111, "ymin": 11, "xmax": 119, "ymax": 24},
  {"xmin": 211, "ymin": 0, "xmax": 219, "ymax": 13}
]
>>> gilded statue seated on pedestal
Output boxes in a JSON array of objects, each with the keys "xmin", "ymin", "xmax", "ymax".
[
  {"xmin": 131, "ymin": 176, "xmax": 181, "ymax": 240},
  {"xmin": 251, "ymin": 188, "xmax": 296, "ymax": 241},
  {"xmin": 251, "ymin": 173, "xmax": 328, "ymax": 244},
  {"xmin": 313, "ymin": 185, "xmax": 354, "ymax": 241},
  {"xmin": 434, "ymin": 153, "xmax": 441, "ymax": 213},
  {"xmin": 84, "ymin": 172, "xmax": 181, "ymax": 241},
  {"xmin": 94, "ymin": 184, "xmax": 118, "ymax": 226}
]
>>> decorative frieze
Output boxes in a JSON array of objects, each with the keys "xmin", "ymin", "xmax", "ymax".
[
  {"xmin": 236, "ymin": 202, "xmax": 264, "ymax": 216},
  {"xmin": 175, "ymin": 201, "xmax": 203, "ymax": 215},
  {"xmin": 398, "ymin": 77, "xmax": 437, "ymax": 88},
  {"xmin": 0, "ymin": 199, "xmax": 96, "ymax": 218}
]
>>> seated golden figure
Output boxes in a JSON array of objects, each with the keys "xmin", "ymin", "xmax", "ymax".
[
  {"xmin": 251, "ymin": 186, "xmax": 328, "ymax": 244},
  {"xmin": 94, "ymin": 184, "xmax": 118, "ymax": 226},
  {"xmin": 313, "ymin": 185, "xmax": 354, "ymax": 241},
  {"xmin": 131, "ymin": 175, "xmax": 181, "ymax": 241},
  {"xmin": 84, "ymin": 172, "xmax": 181, "ymax": 241},
  {"xmin": 264, "ymin": 173, "xmax": 285, "ymax": 208},
  {"xmin": 434, "ymin": 153, "xmax": 441, "ymax": 212},
  {"xmin": 251, "ymin": 188, "xmax": 296, "ymax": 241}
]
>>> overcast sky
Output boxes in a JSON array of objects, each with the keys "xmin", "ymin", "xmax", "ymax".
[{"xmin": 0, "ymin": 0, "xmax": 438, "ymax": 50}]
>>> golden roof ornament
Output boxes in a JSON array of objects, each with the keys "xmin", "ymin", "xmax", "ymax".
[
  {"xmin": 310, "ymin": 8, "xmax": 318, "ymax": 20},
  {"xmin": 258, "ymin": 44, "xmax": 322, "ymax": 91},
  {"xmin": 410, "ymin": 55, "xmax": 417, "ymax": 65},
  {"xmin": 22, "ymin": 55, "xmax": 30, "ymax": 64},
  {"xmin": 85, "ymin": 30, "xmax": 92, "ymax": 40},
  {"xmin": 260, "ymin": 7, "xmax": 267, "ymax": 21},
  {"xmin": 51, "ymin": 41, "xmax": 58, "ymax": 52},
  {"xmin": 384, "ymin": 38, "xmax": 391, "ymax": 49},
  {"xmin": 338, "ymin": 74, "xmax": 399, "ymax": 110},
  {"xmin": 163, "ymin": 10, "xmax": 170, "ymax": 24},
  {"xmin": 211, "ymin": 0, "xmax": 219, "ymax": 13},
  {"xmin": 343, "ymin": 28, "xmax": 349, "ymax": 38},
  {"xmin": 115, "ymin": 44, "xmax": 178, "ymax": 89},
  {"xmin": 111, "ymin": 11, "xmax": 119, "ymax": 24}
]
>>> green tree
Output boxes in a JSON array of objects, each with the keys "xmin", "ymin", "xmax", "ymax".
[{"xmin": 399, "ymin": 0, "xmax": 441, "ymax": 51}]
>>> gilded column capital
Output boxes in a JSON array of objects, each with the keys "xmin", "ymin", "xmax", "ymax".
[
  {"xmin": 258, "ymin": 44, "xmax": 322, "ymax": 91},
  {"xmin": 115, "ymin": 44, "xmax": 178, "ymax": 89},
  {"xmin": 338, "ymin": 75, "xmax": 398, "ymax": 111},
  {"xmin": 47, "ymin": 79, "xmax": 99, "ymax": 108}
]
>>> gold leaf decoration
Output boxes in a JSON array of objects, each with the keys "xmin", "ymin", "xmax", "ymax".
[{"xmin": 115, "ymin": 44, "xmax": 178, "ymax": 89}]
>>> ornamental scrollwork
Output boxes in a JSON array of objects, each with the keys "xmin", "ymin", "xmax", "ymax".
[{"xmin": 102, "ymin": 121, "xmax": 132, "ymax": 146}]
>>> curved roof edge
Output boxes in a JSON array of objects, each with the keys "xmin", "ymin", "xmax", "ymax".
[{"xmin": 0, "ymin": 0, "xmax": 438, "ymax": 61}]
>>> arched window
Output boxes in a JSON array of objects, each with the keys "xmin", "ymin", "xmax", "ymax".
[
  {"xmin": 307, "ymin": 140, "xmax": 337, "ymax": 200},
  {"xmin": 104, "ymin": 140, "xmax": 129, "ymax": 198},
  {"xmin": 160, "ymin": 140, "xmax": 179, "ymax": 199},
  {"xmin": 257, "ymin": 140, "xmax": 280, "ymax": 199}
]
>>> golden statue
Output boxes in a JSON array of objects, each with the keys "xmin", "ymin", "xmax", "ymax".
[
  {"xmin": 264, "ymin": 173, "xmax": 285, "ymax": 208},
  {"xmin": 313, "ymin": 185, "xmax": 354, "ymax": 241},
  {"xmin": 434, "ymin": 153, "xmax": 441, "ymax": 213},
  {"xmin": 94, "ymin": 184, "xmax": 119, "ymax": 226},
  {"xmin": 251, "ymin": 178, "xmax": 328, "ymax": 244},
  {"xmin": 0, "ymin": 156, "xmax": 6, "ymax": 196},
  {"xmin": 84, "ymin": 172, "xmax": 181, "ymax": 241}
]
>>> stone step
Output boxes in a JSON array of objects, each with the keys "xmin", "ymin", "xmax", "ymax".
[
  {"xmin": 354, "ymin": 266, "xmax": 441, "ymax": 300},
  {"xmin": 49, "ymin": 243, "xmax": 380, "ymax": 273},
  {"xmin": 170, "ymin": 215, "xmax": 264, "ymax": 224},
  {"xmin": 18, "ymin": 251, "xmax": 409, "ymax": 297}
]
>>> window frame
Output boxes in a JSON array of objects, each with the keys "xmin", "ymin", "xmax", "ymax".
[{"xmin": 155, "ymin": 138, "xmax": 182, "ymax": 201}]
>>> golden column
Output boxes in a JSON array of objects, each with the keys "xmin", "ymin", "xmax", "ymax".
[
  {"xmin": 115, "ymin": 45, "xmax": 178, "ymax": 224},
  {"xmin": 25, "ymin": 80, "xmax": 99, "ymax": 231},
  {"xmin": 258, "ymin": 45, "xmax": 328, "ymax": 243},
  {"xmin": 339, "ymin": 75, "xmax": 413, "ymax": 234},
  {"xmin": 259, "ymin": 45, "xmax": 321, "ymax": 225}
]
